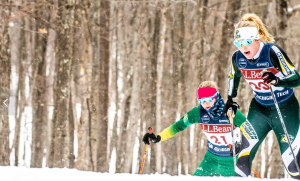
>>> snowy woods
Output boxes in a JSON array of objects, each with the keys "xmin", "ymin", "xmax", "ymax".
[{"xmin": 1, "ymin": 0, "xmax": 300, "ymax": 179}]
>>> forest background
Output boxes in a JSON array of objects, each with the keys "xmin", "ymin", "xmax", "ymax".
[{"xmin": 0, "ymin": 0, "xmax": 299, "ymax": 179}]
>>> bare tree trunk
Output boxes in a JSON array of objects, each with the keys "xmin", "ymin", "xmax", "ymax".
[
  {"xmin": 145, "ymin": 6, "xmax": 161, "ymax": 173},
  {"xmin": 115, "ymin": 91, "xmax": 131, "ymax": 173},
  {"xmin": 139, "ymin": 9, "xmax": 155, "ymax": 173},
  {"xmin": 165, "ymin": 28, "xmax": 179, "ymax": 175},
  {"xmin": 50, "ymin": 0, "xmax": 74, "ymax": 168},
  {"xmin": 108, "ymin": 4, "xmax": 119, "ymax": 170},
  {"xmin": 31, "ymin": 3, "xmax": 50, "ymax": 167},
  {"xmin": 276, "ymin": 0, "xmax": 288, "ymax": 49},
  {"xmin": 88, "ymin": 0, "xmax": 101, "ymax": 171},
  {"xmin": 97, "ymin": 0, "xmax": 110, "ymax": 172},
  {"xmin": 9, "ymin": 3, "xmax": 22, "ymax": 166},
  {"xmin": 155, "ymin": 2, "xmax": 167, "ymax": 174},
  {"xmin": 217, "ymin": 0, "xmax": 241, "ymax": 96},
  {"xmin": 31, "ymin": 31, "xmax": 48, "ymax": 168},
  {"xmin": 45, "ymin": 2, "xmax": 57, "ymax": 167},
  {"xmin": 68, "ymin": 92, "xmax": 75, "ymax": 168},
  {"xmin": 0, "ymin": 1, "xmax": 11, "ymax": 166},
  {"xmin": 197, "ymin": 0, "xmax": 208, "ymax": 81},
  {"xmin": 115, "ymin": 7, "xmax": 134, "ymax": 170},
  {"xmin": 121, "ymin": 34, "xmax": 142, "ymax": 173},
  {"xmin": 73, "ymin": 1, "xmax": 93, "ymax": 170}
]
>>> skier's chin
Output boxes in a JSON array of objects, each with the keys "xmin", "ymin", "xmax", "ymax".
[
  {"xmin": 244, "ymin": 51, "xmax": 253, "ymax": 59},
  {"xmin": 205, "ymin": 106, "xmax": 212, "ymax": 110}
]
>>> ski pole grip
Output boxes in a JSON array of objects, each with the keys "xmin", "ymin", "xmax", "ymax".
[
  {"xmin": 148, "ymin": 127, "xmax": 152, "ymax": 142},
  {"xmin": 261, "ymin": 69, "xmax": 267, "ymax": 75},
  {"xmin": 228, "ymin": 108, "xmax": 233, "ymax": 123},
  {"xmin": 148, "ymin": 127, "xmax": 153, "ymax": 134}
]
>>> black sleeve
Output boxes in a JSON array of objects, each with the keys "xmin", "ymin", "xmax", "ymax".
[
  {"xmin": 228, "ymin": 51, "xmax": 242, "ymax": 98},
  {"xmin": 269, "ymin": 44, "xmax": 300, "ymax": 88}
]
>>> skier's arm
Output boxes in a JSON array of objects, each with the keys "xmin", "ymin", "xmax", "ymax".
[
  {"xmin": 270, "ymin": 45, "xmax": 300, "ymax": 88},
  {"xmin": 158, "ymin": 106, "xmax": 200, "ymax": 142},
  {"xmin": 228, "ymin": 52, "xmax": 243, "ymax": 98},
  {"xmin": 233, "ymin": 109, "xmax": 246, "ymax": 127}
]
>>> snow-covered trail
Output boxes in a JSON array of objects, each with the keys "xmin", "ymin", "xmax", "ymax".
[{"xmin": 0, "ymin": 166, "xmax": 291, "ymax": 181}]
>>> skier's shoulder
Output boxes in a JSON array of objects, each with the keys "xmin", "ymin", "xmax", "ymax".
[
  {"xmin": 269, "ymin": 43, "xmax": 285, "ymax": 54},
  {"xmin": 262, "ymin": 42, "xmax": 285, "ymax": 55},
  {"xmin": 185, "ymin": 105, "xmax": 200, "ymax": 122},
  {"xmin": 231, "ymin": 50, "xmax": 238, "ymax": 61},
  {"xmin": 188, "ymin": 105, "xmax": 200, "ymax": 116}
]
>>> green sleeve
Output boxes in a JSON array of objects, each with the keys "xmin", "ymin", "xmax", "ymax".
[
  {"xmin": 233, "ymin": 109, "xmax": 246, "ymax": 127},
  {"xmin": 158, "ymin": 106, "xmax": 200, "ymax": 142}
]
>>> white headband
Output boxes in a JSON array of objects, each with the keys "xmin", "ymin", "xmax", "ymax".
[{"xmin": 234, "ymin": 27, "xmax": 260, "ymax": 42}]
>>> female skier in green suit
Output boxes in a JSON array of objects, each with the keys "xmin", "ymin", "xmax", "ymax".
[
  {"xmin": 143, "ymin": 81, "xmax": 246, "ymax": 176},
  {"xmin": 223, "ymin": 13, "xmax": 300, "ymax": 179}
]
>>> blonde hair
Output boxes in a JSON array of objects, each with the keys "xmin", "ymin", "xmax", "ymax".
[
  {"xmin": 198, "ymin": 81, "xmax": 218, "ymax": 89},
  {"xmin": 235, "ymin": 13, "xmax": 274, "ymax": 43}
]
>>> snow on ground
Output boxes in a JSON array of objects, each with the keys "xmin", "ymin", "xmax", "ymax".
[{"xmin": 0, "ymin": 166, "xmax": 293, "ymax": 181}]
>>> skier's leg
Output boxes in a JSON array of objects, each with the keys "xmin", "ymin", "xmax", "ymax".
[
  {"xmin": 235, "ymin": 99, "xmax": 271, "ymax": 177},
  {"xmin": 193, "ymin": 151, "xmax": 239, "ymax": 176},
  {"xmin": 193, "ymin": 151, "xmax": 219, "ymax": 176},
  {"xmin": 217, "ymin": 155, "xmax": 239, "ymax": 176},
  {"xmin": 271, "ymin": 95, "xmax": 300, "ymax": 179}
]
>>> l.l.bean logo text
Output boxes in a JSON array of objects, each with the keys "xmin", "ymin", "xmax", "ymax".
[
  {"xmin": 240, "ymin": 69, "xmax": 262, "ymax": 80},
  {"xmin": 240, "ymin": 68, "xmax": 279, "ymax": 80}
]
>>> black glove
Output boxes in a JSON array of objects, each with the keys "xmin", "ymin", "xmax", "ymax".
[
  {"xmin": 223, "ymin": 97, "xmax": 240, "ymax": 119},
  {"xmin": 142, "ymin": 133, "xmax": 161, "ymax": 145},
  {"xmin": 262, "ymin": 71, "xmax": 280, "ymax": 86},
  {"xmin": 230, "ymin": 142, "xmax": 242, "ymax": 156}
]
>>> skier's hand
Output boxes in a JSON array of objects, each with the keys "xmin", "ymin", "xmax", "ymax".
[
  {"xmin": 142, "ymin": 133, "xmax": 161, "ymax": 144},
  {"xmin": 261, "ymin": 71, "xmax": 280, "ymax": 86},
  {"xmin": 223, "ymin": 97, "xmax": 239, "ymax": 119},
  {"xmin": 151, "ymin": 135, "xmax": 161, "ymax": 143},
  {"xmin": 229, "ymin": 142, "xmax": 242, "ymax": 156},
  {"xmin": 142, "ymin": 133, "xmax": 151, "ymax": 145}
]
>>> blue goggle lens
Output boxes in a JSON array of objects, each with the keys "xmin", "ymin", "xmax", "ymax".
[
  {"xmin": 234, "ymin": 39, "xmax": 253, "ymax": 48},
  {"xmin": 198, "ymin": 95, "xmax": 216, "ymax": 104}
]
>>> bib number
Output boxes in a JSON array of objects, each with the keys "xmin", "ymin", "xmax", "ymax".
[
  {"xmin": 249, "ymin": 82, "xmax": 269, "ymax": 91},
  {"xmin": 210, "ymin": 136, "xmax": 228, "ymax": 144}
]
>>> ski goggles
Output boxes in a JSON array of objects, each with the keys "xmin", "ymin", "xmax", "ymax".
[
  {"xmin": 234, "ymin": 39, "xmax": 253, "ymax": 48},
  {"xmin": 198, "ymin": 93, "xmax": 217, "ymax": 104}
]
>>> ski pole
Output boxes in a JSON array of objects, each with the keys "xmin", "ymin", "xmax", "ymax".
[
  {"xmin": 251, "ymin": 167, "xmax": 262, "ymax": 179},
  {"xmin": 261, "ymin": 69, "xmax": 300, "ymax": 175},
  {"xmin": 228, "ymin": 108, "xmax": 236, "ymax": 169},
  {"xmin": 139, "ymin": 127, "xmax": 152, "ymax": 175}
]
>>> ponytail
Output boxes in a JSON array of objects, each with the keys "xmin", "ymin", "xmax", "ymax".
[{"xmin": 235, "ymin": 13, "xmax": 274, "ymax": 43}]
